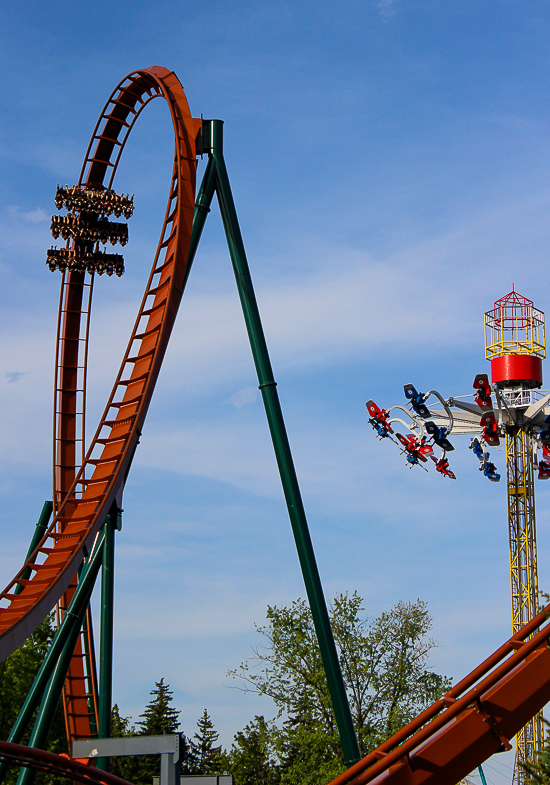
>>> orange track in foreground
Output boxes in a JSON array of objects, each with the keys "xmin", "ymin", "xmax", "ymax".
[
  {"xmin": 0, "ymin": 739, "xmax": 134, "ymax": 785},
  {"xmin": 328, "ymin": 600, "xmax": 550, "ymax": 785}
]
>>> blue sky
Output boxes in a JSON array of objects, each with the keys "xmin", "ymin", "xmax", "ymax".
[{"xmin": 1, "ymin": 1, "xmax": 550, "ymax": 779}]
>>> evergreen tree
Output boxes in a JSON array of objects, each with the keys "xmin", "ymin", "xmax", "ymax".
[
  {"xmin": 137, "ymin": 678, "xmax": 180, "ymax": 735},
  {"xmin": 228, "ymin": 716, "xmax": 279, "ymax": 785},
  {"xmin": 189, "ymin": 709, "xmax": 225, "ymax": 774},
  {"xmin": 131, "ymin": 679, "xmax": 182, "ymax": 784},
  {"xmin": 108, "ymin": 704, "xmax": 143, "ymax": 785},
  {"xmin": 526, "ymin": 720, "xmax": 550, "ymax": 785}
]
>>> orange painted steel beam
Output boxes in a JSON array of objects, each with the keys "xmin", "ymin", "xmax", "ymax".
[
  {"xmin": 0, "ymin": 68, "xmax": 200, "ymax": 684},
  {"xmin": 327, "ymin": 600, "xmax": 550, "ymax": 785}
]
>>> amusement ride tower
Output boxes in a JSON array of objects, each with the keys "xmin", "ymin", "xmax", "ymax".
[
  {"xmin": 367, "ymin": 288, "xmax": 549, "ymax": 784},
  {"xmin": 485, "ymin": 289, "xmax": 545, "ymax": 777}
]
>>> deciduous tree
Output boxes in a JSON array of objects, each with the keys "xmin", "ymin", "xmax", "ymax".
[{"xmin": 229, "ymin": 593, "xmax": 451, "ymax": 783}]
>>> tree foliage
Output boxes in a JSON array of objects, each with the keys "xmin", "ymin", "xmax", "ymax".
[
  {"xmin": 228, "ymin": 593, "xmax": 451, "ymax": 782},
  {"xmin": 189, "ymin": 709, "xmax": 226, "ymax": 774},
  {"xmin": 18, "ymin": 593, "xmax": 446, "ymax": 785},
  {"xmin": 137, "ymin": 678, "xmax": 181, "ymax": 736},
  {"xmin": 228, "ymin": 715, "xmax": 280, "ymax": 785},
  {"xmin": 526, "ymin": 720, "xmax": 550, "ymax": 785},
  {"xmin": 0, "ymin": 613, "xmax": 67, "ymax": 784},
  {"xmin": 109, "ymin": 679, "xmax": 184, "ymax": 785}
]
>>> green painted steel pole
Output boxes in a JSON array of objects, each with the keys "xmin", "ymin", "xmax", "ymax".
[
  {"xmin": 16, "ymin": 601, "xmax": 93, "ymax": 785},
  {"xmin": 0, "ymin": 530, "xmax": 106, "ymax": 783},
  {"xmin": 14, "ymin": 502, "xmax": 53, "ymax": 595},
  {"xmin": 184, "ymin": 154, "xmax": 217, "ymax": 290},
  {"xmin": 97, "ymin": 507, "xmax": 120, "ymax": 773},
  {"xmin": 210, "ymin": 119, "xmax": 360, "ymax": 765}
]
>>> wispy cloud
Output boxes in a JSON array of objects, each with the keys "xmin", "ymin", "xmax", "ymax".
[
  {"xmin": 228, "ymin": 387, "xmax": 258, "ymax": 408},
  {"xmin": 22, "ymin": 208, "xmax": 48, "ymax": 223},
  {"xmin": 377, "ymin": 0, "xmax": 399, "ymax": 21},
  {"xmin": 6, "ymin": 206, "xmax": 48, "ymax": 223}
]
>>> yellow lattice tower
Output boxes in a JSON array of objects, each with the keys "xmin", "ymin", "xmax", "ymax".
[{"xmin": 485, "ymin": 288, "xmax": 545, "ymax": 783}]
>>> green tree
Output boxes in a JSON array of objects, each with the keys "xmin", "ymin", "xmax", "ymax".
[
  {"xmin": 0, "ymin": 613, "xmax": 67, "ymax": 784},
  {"xmin": 137, "ymin": 678, "xmax": 180, "ymax": 736},
  {"xmin": 108, "ymin": 704, "xmax": 143, "ymax": 785},
  {"xmin": 228, "ymin": 715, "xmax": 280, "ymax": 785},
  {"xmin": 123, "ymin": 678, "xmax": 183, "ymax": 785},
  {"xmin": 189, "ymin": 709, "xmax": 226, "ymax": 774},
  {"xmin": 526, "ymin": 719, "xmax": 550, "ymax": 785},
  {"xmin": 229, "ymin": 594, "xmax": 451, "ymax": 785}
]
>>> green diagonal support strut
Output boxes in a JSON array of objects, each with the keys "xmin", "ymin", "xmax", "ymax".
[
  {"xmin": 97, "ymin": 505, "xmax": 120, "ymax": 773},
  {"xmin": 205, "ymin": 119, "xmax": 361, "ymax": 765},
  {"xmin": 14, "ymin": 502, "xmax": 53, "ymax": 596},
  {"xmin": 0, "ymin": 528, "xmax": 107, "ymax": 784}
]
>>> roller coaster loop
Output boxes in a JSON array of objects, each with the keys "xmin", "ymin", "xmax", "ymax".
[{"xmin": 0, "ymin": 65, "xmax": 360, "ymax": 780}]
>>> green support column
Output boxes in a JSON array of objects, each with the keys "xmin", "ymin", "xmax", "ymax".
[
  {"xmin": 208, "ymin": 119, "xmax": 360, "ymax": 765},
  {"xmin": 184, "ymin": 154, "xmax": 217, "ymax": 289},
  {"xmin": 97, "ymin": 506, "xmax": 120, "ymax": 772},
  {"xmin": 14, "ymin": 502, "xmax": 53, "ymax": 595},
  {"xmin": 16, "ymin": 602, "xmax": 93, "ymax": 785},
  {"xmin": 0, "ymin": 529, "xmax": 106, "ymax": 784}
]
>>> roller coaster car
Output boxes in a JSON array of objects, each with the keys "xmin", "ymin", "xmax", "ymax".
[
  {"xmin": 396, "ymin": 433, "xmax": 433, "ymax": 464},
  {"xmin": 543, "ymin": 444, "xmax": 550, "ymax": 460},
  {"xmin": 483, "ymin": 461, "xmax": 501, "ymax": 482},
  {"xmin": 473, "ymin": 373, "xmax": 493, "ymax": 409},
  {"xmin": 480, "ymin": 411, "xmax": 500, "ymax": 446},
  {"xmin": 403, "ymin": 384, "xmax": 431, "ymax": 418},
  {"xmin": 424, "ymin": 421, "xmax": 454, "ymax": 451},
  {"xmin": 431, "ymin": 456, "xmax": 456, "ymax": 479},
  {"xmin": 366, "ymin": 400, "xmax": 393, "ymax": 437},
  {"xmin": 538, "ymin": 461, "xmax": 550, "ymax": 480}
]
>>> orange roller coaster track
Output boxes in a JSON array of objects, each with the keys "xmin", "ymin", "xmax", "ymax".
[
  {"xmin": 0, "ymin": 66, "xmax": 199, "ymax": 659},
  {"xmin": 328, "ymin": 599, "xmax": 550, "ymax": 785},
  {"xmin": 0, "ymin": 66, "xmax": 201, "ymax": 757}
]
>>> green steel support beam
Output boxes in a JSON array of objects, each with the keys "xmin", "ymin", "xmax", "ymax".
[
  {"xmin": 0, "ymin": 529, "xmax": 106, "ymax": 784},
  {"xmin": 81, "ymin": 606, "xmax": 98, "ymax": 736},
  {"xmin": 97, "ymin": 506, "xmax": 120, "ymax": 772},
  {"xmin": 184, "ymin": 154, "xmax": 217, "ymax": 290},
  {"xmin": 16, "ymin": 595, "xmax": 94, "ymax": 785},
  {"xmin": 208, "ymin": 119, "xmax": 360, "ymax": 766},
  {"xmin": 14, "ymin": 502, "xmax": 53, "ymax": 595}
]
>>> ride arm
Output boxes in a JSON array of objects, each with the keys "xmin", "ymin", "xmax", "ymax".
[
  {"xmin": 386, "ymin": 405, "xmax": 426, "ymax": 436},
  {"xmin": 448, "ymin": 398, "xmax": 484, "ymax": 417},
  {"xmin": 424, "ymin": 390, "xmax": 454, "ymax": 433}
]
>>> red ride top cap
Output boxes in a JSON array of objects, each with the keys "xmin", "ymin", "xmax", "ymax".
[{"xmin": 491, "ymin": 354, "xmax": 543, "ymax": 388}]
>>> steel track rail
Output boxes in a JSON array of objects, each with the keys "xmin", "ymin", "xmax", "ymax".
[
  {"xmin": 327, "ymin": 599, "xmax": 550, "ymax": 785},
  {"xmin": 0, "ymin": 739, "xmax": 134, "ymax": 785},
  {"xmin": 0, "ymin": 68, "xmax": 200, "ymax": 671}
]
